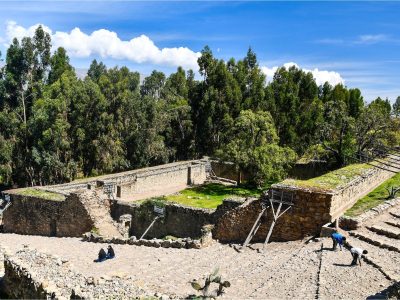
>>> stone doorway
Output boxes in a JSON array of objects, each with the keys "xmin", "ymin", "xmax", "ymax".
[{"xmin": 50, "ymin": 219, "xmax": 57, "ymax": 237}]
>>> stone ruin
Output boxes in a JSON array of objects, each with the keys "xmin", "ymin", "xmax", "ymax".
[
  {"xmin": 0, "ymin": 246, "xmax": 157, "ymax": 299},
  {"xmin": 0, "ymin": 157, "xmax": 397, "ymax": 247}
]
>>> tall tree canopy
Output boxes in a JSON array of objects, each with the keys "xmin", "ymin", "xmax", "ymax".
[{"xmin": 0, "ymin": 32, "xmax": 397, "ymax": 188}]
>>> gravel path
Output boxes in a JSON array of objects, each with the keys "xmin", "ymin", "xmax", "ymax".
[{"xmin": 0, "ymin": 233, "xmax": 391, "ymax": 299}]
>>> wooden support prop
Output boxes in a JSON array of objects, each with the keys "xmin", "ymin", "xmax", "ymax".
[
  {"xmin": 240, "ymin": 205, "xmax": 268, "ymax": 251},
  {"xmin": 261, "ymin": 191, "xmax": 293, "ymax": 252},
  {"xmin": 140, "ymin": 216, "xmax": 160, "ymax": 240}
]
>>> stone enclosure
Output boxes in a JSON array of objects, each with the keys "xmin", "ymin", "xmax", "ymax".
[
  {"xmin": 1, "ymin": 158, "xmax": 398, "ymax": 245},
  {"xmin": 42, "ymin": 159, "xmax": 208, "ymax": 201}
]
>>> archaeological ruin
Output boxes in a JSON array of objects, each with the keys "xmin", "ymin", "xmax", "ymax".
[{"xmin": 1, "ymin": 156, "xmax": 400, "ymax": 298}]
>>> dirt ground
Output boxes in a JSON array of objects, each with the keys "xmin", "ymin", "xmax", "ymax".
[{"xmin": 0, "ymin": 233, "xmax": 393, "ymax": 299}]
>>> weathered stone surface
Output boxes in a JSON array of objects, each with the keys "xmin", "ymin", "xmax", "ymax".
[
  {"xmin": 34, "ymin": 159, "xmax": 208, "ymax": 201},
  {"xmin": 1, "ymin": 247, "xmax": 156, "ymax": 299},
  {"xmin": 111, "ymin": 200, "xmax": 215, "ymax": 239},
  {"xmin": 82, "ymin": 224, "xmax": 213, "ymax": 249},
  {"xmin": 214, "ymin": 165, "xmax": 395, "ymax": 243},
  {"xmin": 3, "ymin": 189, "xmax": 122, "ymax": 238}
]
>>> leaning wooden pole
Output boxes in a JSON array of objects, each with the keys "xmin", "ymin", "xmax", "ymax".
[{"xmin": 140, "ymin": 216, "xmax": 160, "ymax": 240}]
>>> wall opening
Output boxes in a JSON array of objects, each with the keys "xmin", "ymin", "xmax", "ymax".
[
  {"xmin": 117, "ymin": 186, "xmax": 121, "ymax": 198},
  {"xmin": 49, "ymin": 219, "xmax": 57, "ymax": 237},
  {"xmin": 187, "ymin": 166, "xmax": 192, "ymax": 185}
]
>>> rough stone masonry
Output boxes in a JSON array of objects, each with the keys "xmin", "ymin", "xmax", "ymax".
[{"xmin": 214, "ymin": 163, "xmax": 396, "ymax": 243}]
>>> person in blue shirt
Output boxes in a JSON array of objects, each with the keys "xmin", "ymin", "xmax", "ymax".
[{"xmin": 331, "ymin": 232, "xmax": 346, "ymax": 251}]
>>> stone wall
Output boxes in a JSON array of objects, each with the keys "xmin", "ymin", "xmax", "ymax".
[
  {"xmin": 3, "ymin": 194, "xmax": 63, "ymax": 236},
  {"xmin": 41, "ymin": 159, "xmax": 208, "ymax": 201},
  {"xmin": 210, "ymin": 160, "xmax": 251, "ymax": 184},
  {"xmin": 2, "ymin": 192, "xmax": 94, "ymax": 237},
  {"xmin": 82, "ymin": 224, "xmax": 214, "ymax": 249},
  {"xmin": 111, "ymin": 200, "xmax": 214, "ymax": 239},
  {"xmin": 329, "ymin": 166, "xmax": 395, "ymax": 220},
  {"xmin": 213, "ymin": 192, "xmax": 332, "ymax": 243},
  {"xmin": 214, "ymin": 164, "xmax": 397, "ymax": 243}
]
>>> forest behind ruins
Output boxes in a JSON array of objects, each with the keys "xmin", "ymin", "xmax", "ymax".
[{"xmin": 0, "ymin": 26, "xmax": 399, "ymax": 188}]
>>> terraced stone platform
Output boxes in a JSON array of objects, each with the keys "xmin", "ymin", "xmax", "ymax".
[
  {"xmin": 348, "ymin": 200, "xmax": 400, "ymax": 283},
  {"xmin": 0, "ymin": 233, "xmax": 392, "ymax": 299}
]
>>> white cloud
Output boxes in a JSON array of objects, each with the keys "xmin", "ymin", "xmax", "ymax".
[
  {"xmin": 4, "ymin": 21, "xmax": 200, "ymax": 70},
  {"xmin": 356, "ymin": 34, "xmax": 388, "ymax": 44},
  {"xmin": 261, "ymin": 62, "xmax": 344, "ymax": 86}
]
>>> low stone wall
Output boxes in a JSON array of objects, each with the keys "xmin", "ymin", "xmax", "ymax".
[
  {"xmin": 340, "ymin": 197, "xmax": 400, "ymax": 230},
  {"xmin": 111, "ymin": 200, "xmax": 214, "ymax": 239},
  {"xmin": 82, "ymin": 224, "xmax": 214, "ymax": 249},
  {"xmin": 328, "ymin": 166, "xmax": 395, "ymax": 220}
]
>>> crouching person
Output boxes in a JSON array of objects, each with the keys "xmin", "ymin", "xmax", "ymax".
[
  {"xmin": 350, "ymin": 247, "xmax": 368, "ymax": 266},
  {"xmin": 331, "ymin": 232, "xmax": 346, "ymax": 251}
]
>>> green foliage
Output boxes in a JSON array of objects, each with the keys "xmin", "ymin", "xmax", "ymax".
[
  {"xmin": 345, "ymin": 172, "xmax": 400, "ymax": 217},
  {"xmin": 216, "ymin": 110, "xmax": 297, "ymax": 186},
  {"xmin": 393, "ymin": 96, "xmax": 400, "ymax": 117},
  {"xmin": 90, "ymin": 226, "xmax": 100, "ymax": 235},
  {"xmin": 0, "ymin": 31, "xmax": 396, "ymax": 189},
  {"xmin": 189, "ymin": 268, "xmax": 231, "ymax": 299}
]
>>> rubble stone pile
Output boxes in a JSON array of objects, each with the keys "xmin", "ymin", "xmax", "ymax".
[{"xmin": 1, "ymin": 247, "xmax": 160, "ymax": 299}]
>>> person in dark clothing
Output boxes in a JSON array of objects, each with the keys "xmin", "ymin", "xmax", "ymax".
[
  {"xmin": 350, "ymin": 247, "xmax": 368, "ymax": 266},
  {"xmin": 331, "ymin": 232, "xmax": 346, "ymax": 251},
  {"xmin": 94, "ymin": 248, "xmax": 108, "ymax": 262},
  {"xmin": 107, "ymin": 245, "xmax": 115, "ymax": 259}
]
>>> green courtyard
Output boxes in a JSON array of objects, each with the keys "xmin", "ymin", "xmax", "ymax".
[{"xmin": 138, "ymin": 183, "xmax": 269, "ymax": 209}]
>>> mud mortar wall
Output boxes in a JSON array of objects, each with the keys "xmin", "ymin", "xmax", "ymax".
[
  {"xmin": 329, "ymin": 167, "xmax": 395, "ymax": 220},
  {"xmin": 42, "ymin": 159, "xmax": 208, "ymax": 201},
  {"xmin": 116, "ymin": 162, "xmax": 207, "ymax": 199},
  {"xmin": 2, "ymin": 193, "xmax": 93, "ymax": 237},
  {"xmin": 214, "ymin": 165, "xmax": 396, "ymax": 243},
  {"xmin": 111, "ymin": 201, "xmax": 214, "ymax": 238},
  {"xmin": 2, "ymin": 194, "xmax": 63, "ymax": 236},
  {"xmin": 213, "ymin": 192, "xmax": 332, "ymax": 243}
]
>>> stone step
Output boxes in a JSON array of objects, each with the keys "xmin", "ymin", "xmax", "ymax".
[
  {"xmin": 385, "ymin": 220, "xmax": 400, "ymax": 229},
  {"xmin": 350, "ymin": 230, "xmax": 400, "ymax": 254},
  {"xmin": 390, "ymin": 211, "xmax": 400, "ymax": 219},
  {"xmin": 367, "ymin": 224, "xmax": 400, "ymax": 239},
  {"xmin": 348, "ymin": 236, "xmax": 400, "ymax": 282}
]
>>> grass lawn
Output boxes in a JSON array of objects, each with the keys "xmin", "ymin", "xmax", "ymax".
[
  {"xmin": 345, "ymin": 172, "xmax": 400, "ymax": 217},
  {"xmin": 16, "ymin": 188, "xmax": 65, "ymax": 201},
  {"xmin": 139, "ymin": 183, "xmax": 270, "ymax": 209},
  {"xmin": 281, "ymin": 163, "xmax": 373, "ymax": 191}
]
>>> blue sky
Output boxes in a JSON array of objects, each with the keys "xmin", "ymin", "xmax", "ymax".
[{"xmin": 0, "ymin": 1, "xmax": 399, "ymax": 102}]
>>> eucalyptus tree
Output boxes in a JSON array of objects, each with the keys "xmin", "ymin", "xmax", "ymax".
[{"xmin": 216, "ymin": 110, "xmax": 296, "ymax": 187}]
